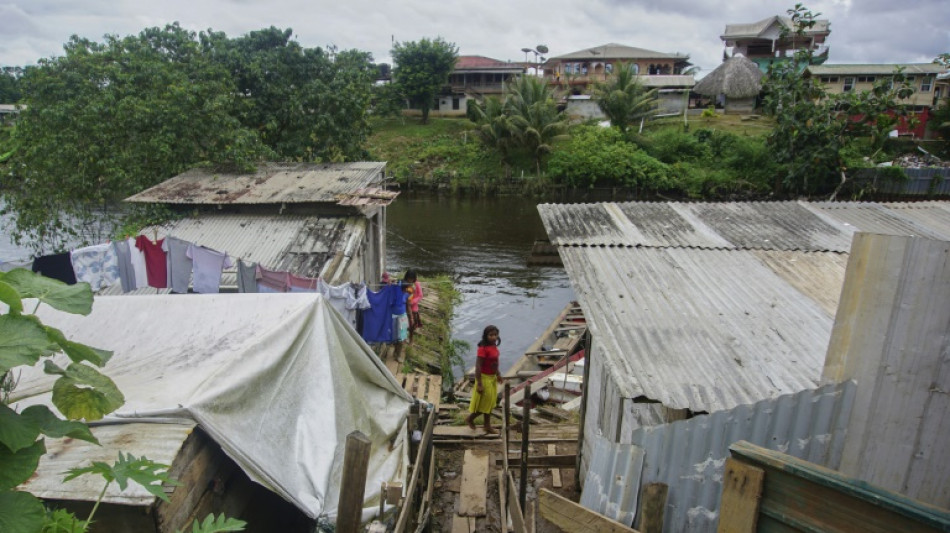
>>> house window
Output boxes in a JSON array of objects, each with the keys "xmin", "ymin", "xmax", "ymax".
[
  {"xmin": 452, "ymin": 97, "xmax": 460, "ymax": 110},
  {"xmin": 843, "ymin": 77, "xmax": 855, "ymax": 92},
  {"xmin": 605, "ymin": 63, "xmax": 613, "ymax": 74},
  {"xmin": 632, "ymin": 64, "xmax": 640, "ymax": 74},
  {"xmin": 433, "ymin": 98, "xmax": 440, "ymax": 111},
  {"xmin": 857, "ymin": 76, "xmax": 876, "ymax": 83},
  {"xmin": 921, "ymin": 77, "xmax": 932, "ymax": 92}
]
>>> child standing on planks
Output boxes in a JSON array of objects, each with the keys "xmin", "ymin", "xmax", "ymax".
[{"xmin": 466, "ymin": 325, "xmax": 504, "ymax": 434}]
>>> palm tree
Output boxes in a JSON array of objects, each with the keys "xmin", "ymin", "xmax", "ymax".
[
  {"xmin": 469, "ymin": 96, "xmax": 515, "ymax": 178},
  {"xmin": 593, "ymin": 62, "xmax": 658, "ymax": 134},
  {"xmin": 504, "ymin": 76, "xmax": 569, "ymax": 176}
]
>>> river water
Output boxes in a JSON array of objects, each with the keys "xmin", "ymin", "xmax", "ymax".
[
  {"xmin": 1, "ymin": 193, "xmax": 575, "ymax": 375},
  {"xmin": 384, "ymin": 192, "xmax": 574, "ymax": 375}
]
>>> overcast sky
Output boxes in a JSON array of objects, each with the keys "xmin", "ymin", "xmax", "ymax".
[{"xmin": 2, "ymin": 0, "xmax": 948, "ymax": 78}]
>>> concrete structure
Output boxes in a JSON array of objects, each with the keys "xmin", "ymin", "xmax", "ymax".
[
  {"xmin": 721, "ymin": 15, "xmax": 830, "ymax": 72},
  {"xmin": 542, "ymin": 43, "xmax": 691, "ymax": 94},
  {"xmin": 431, "ymin": 55, "xmax": 524, "ymax": 117}
]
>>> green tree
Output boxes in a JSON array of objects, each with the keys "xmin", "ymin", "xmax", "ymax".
[
  {"xmin": 762, "ymin": 4, "xmax": 915, "ymax": 196},
  {"xmin": 504, "ymin": 76, "xmax": 569, "ymax": 176},
  {"xmin": 593, "ymin": 62, "xmax": 658, "ymax": 134},
  {"xmin": 202, "ymin": 28, "xmax": 376, "ymax": 161},
  {"xmin": 391, "ymin": 37, "xmax": 458, "ymax": 124},
  {"xmin": 0, "ymin": 67, "xmax": 24, "ymax": 103},
  {"xmin": 2, "ymin": 24, "xmax": 271, "ymax": 252}
]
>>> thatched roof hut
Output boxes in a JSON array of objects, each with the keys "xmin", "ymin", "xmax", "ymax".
[{"xmin": 694, "ymin": 55, "xmax": 763, "ymax": 113}]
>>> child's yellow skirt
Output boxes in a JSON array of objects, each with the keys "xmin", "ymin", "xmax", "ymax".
[{"xmin": 469, "ymin": 374, "xmax": 498, "ymax": 414}]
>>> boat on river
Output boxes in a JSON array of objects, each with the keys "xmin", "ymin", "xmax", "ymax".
[{"xmin": 455, "ymin": 301, "xmax": 587, "ymax": 405}]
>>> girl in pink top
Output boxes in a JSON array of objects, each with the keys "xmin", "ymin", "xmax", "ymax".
[{"xmin": 405, "ymin": 270, "xmax": 423, "ymax": 344}]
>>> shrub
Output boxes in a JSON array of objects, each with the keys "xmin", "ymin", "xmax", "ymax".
[
  {"xmin": 548, "ymin": 125, "xmax": 672, "ymax": 188},
  {"xmin": 645, "ymin": 128, "xmax": 709, "ymax": 163}
]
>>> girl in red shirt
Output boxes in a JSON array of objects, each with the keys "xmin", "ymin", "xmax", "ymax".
[{"xmin": 466, "ymin": 325, "xmax": 504, "ymax": 433}]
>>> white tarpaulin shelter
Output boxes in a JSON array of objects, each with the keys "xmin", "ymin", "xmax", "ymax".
[{"xmin": 12, "ymin": 293, "xmax": 413, "ymax": 520}]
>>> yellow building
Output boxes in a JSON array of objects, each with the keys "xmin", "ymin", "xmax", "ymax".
[{"xmin": 805, "ymin": 63, "xmax": 947, "ymax": 110}]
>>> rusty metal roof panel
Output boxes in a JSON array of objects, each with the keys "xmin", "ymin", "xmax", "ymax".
[
  {"xmin": 21, "ymin": 422, "xmax": 195, "ymax": 506},
  {"xmin": 558, "ymin": 245, "xmax": 835, "ymax": 412},
  {"xmin": 539, "ymin": 202, "xmax": 854, "ymax": 250},
  {"xmin": 125, "ymin": 162, "xmax": 386, "ymax": 205}
]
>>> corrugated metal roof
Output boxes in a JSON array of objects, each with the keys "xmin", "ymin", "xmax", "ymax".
[
  {"xmin": 810, "ymin": 201, "xmax": 950, "ymax": 241},
  {"xmin": 21, "ymin": 422, "xmax": 196, "ymax": 506},
  {"xmin": 548, "ymin": 43, "xmax": 688, "ymax": 61},
  {"xmin": 807, "ymin": 64, "xmax": 946, "ymax": 76},
  {"xmin": 539, "ymin": 202, "xmax": 853, "ymax": 251},
  {"xmin": 621, "ymin": 381, "xmax": 855, "ymax": 533},
  {"xmin": 100, "ymin": 213, "xmax": 364, "ymax": 294},
  {"xmin": 558, "ymin": 246, "xmax": 834, "ymax": 412},
  {"xmin": 125, "ymin": 162, "xmax": 386, "ymax": 205},
  {"xmin": 722, "ymin": 16, "xmax": 830, "ymax": 39}
]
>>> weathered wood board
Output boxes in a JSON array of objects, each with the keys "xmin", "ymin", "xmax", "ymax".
[{"xmin": 458, "ymin": 449, "xmax": 490, "ymax": 517}]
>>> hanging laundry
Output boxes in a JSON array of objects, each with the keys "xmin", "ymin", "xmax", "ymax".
[
  {"xmin": 0, "ymin": 259, "xmax": 33, "ymax": 272},
  {"xmin": 187, "ymin": 244, "xmax": 232, "ymax": 294},
  {"xmin": 126, "ymin": 236, "xmax": 148, "ymax": 289},
  {"xmin": 112, "ymin": 240, "xmax": 135, "ymax": 292},
  {"xmin": 135, "ymin": 235, "xmax": 167, "ymax": 288},
  {"xmin": 32, "ymin": 252, "xmax": 77, "ymax": 285},
  {"xmin": 361, "ymin": 283, "xmax": 401, "ymax": 343},
  {"xmin": 70, "ymin": 243, "xmax": 120, "ymax": 292},
  {"xmin": 289, "ymin": 273, "xmax": 319, "ymax": 293},
  {"xmin": 320, "ymin": 281, "xmax": 370, "ymax": 328},
  {"xmin": 256, "ymin": 265, "xmax": 290, "ymax": 293},
  {"xmin": 162, "ymin": 236, "xmax": 193, "ymax": 294},
  {"xmin": 236, "ymin": 260, "xmax": 258, "ymax": 293}
]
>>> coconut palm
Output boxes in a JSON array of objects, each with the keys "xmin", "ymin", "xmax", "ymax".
[
  {"xmin": 503, "ymin": 76, "xmax": 569, "ymax": 176},
  {"xmin": 593, "ymin": 62, "xmax": 658, "ymax": 134},
  {"xmin": 469, "ymin": 96, "xmax": 515, "ymax": 177}
]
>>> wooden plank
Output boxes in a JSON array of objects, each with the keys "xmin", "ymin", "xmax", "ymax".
[
  {"xmin": 539, "ymin": 488, "xmax": 639, "ymax": 533},
  {"xmin": 458, "ymin": 449, "xmax": 490, "ymax": 517},
  {"xmin": 716, "ymin": 458, "xmax": 763, "ymax": 533},
  {"xmin": 451, "ymin": 515, "xmax": 476, "ymax": 533},
  {"xmin": 638, "ymin": 483, "xmax": 668, "ymax": 533},
  {"xmin": 434, "ymin": 425, "xmax": 499, "ymax": 438},
  {"xmin": 425, "ymin": 375, "xmax": 442, "ymax": 409},
  {"xmin": 336, "ymin": 431, "xmax": 372, "ymax": 533},
  {"xmin": 505, "ymin": 454, "xmax": 576, "ymax": 468},
  {"xmin": 394, "ymin": 406, "xmax": 436, "ymax": 533},
  {"xmin": 498, "ymin": 471, "xmax": 512, "ymax": 532},
  {"xmin": 548, "ymin": 444, "xmax": 562, "ymax": 488},
  {"xmin": 508, "ymin": 473, "xmax": 526, "ymax": 533}
]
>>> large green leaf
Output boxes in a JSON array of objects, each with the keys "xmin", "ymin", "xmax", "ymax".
[
  {"xmin": 51, "ymin": 364, "xmax": 124, "ymax": 421},
  {"xmin": 0, "ymin": 490, "xmax": 46, "ymax": 533},
  {"xmin": 45, "ymin": 326, "xmax": 113, "ymax": 367},
  {"xmin": 1, "ymin": 269, "xmax": 93, "ymax": 316},
  {"xmin": 0, "ymin": 440, "xmax": 45, "ymax": 490},
  {"xmin": 19, "ymin": 405, "xmax": 98, "ymax": 445},
  {"xmin": 0, "ymin": 314, "xmax": 58, "ymax": 374},
  {"xmin": 0, "ymin": 404, "xmax": 41, "ymax": 453},
  {"xmin": 0, "ymin": 280, "xmax": 23, "ymax": 315},
  {"xmin": 65, "ymin": 452, "xmax": 179, "ymax": 503},
  {"xmin": 183, "ymin": 513, "xmax": 247, "ymax": 533}
]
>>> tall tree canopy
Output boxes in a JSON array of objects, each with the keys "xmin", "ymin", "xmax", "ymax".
[
  {"xmin": 391, "ymin": 37, "xmax": 458, "ymax": 124},
  {"xmin": 1, "ymin": 24, "xmax": 376, "ymax": 250}
]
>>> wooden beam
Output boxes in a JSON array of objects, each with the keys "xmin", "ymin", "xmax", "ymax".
[
  {"xmin": 504, "ymin": 454, "xmax": 577, "ymax": 468},
  {"xmin": 498, "ymin": 471, "xmax": 512, "ymax": 532},
  {"xmin": 395, "ymin": 405, "xmax": 436, "ymax": 533},
  {"xmin": 538, "ymin": 488, "xmax": 639, "ymax": 533},
  {"xmin": 336, "ymin": 431, "xmax": 372, "ymax": 533},
  {"xmin": 508, "ymin": 472, "xmax": 526, "ymax": 533},
  {"xmin": 637, "ymin": 483, "xmax": 668, "ymax": 533},
  {"xmin": 549, "ymin": 444, "xmax": 563, "ymax": 488}
]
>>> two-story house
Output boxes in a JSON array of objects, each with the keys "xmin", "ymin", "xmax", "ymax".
[
  {"xmin": 722, "ymin": 15, "xmax": 830, "ymax": 72},
  {"xmin": 430, "ymin": 55, "xmax": 524, "ymax": 117},
  {"xmin": 541, "ymin": 43, "xmax": 691, "ymax": 94}
]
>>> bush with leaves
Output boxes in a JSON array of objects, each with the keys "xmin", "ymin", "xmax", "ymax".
[
  {"xmin": 0, "ymin": 270, "xmax": 245, "ymax": 533},
  {"xmin": 548, "ymin": 125, "xmax": 672, "ymax": 188}
]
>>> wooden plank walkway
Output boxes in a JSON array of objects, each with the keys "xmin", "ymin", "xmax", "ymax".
[{"xmin": 458, "ymin": 449, "xmax": 490, "ymax": 517}]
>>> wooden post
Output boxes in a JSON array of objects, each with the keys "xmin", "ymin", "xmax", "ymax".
[
  {"xmin": 575, "ymin": 333, "xmax": 591, "ymax": 489},
  {"xmin": 716, "ymin": 457, "xmax": 764, "ymax": 533},
  {"xmin": 637, "ymin": 483, "xmax": 668, "ymax": 533},
  {"xmin": 337, "ymin": 431, "xmax": 372, "ymax": 533},
  {"xmin": 520, "ymin": 382, "xmax": 531, "ymax": 514},
  {"xmin": 503, "ymin": 382, "xmax": 511, "ymax": 528}
]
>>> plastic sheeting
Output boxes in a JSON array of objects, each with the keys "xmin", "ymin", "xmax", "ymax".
[{"xmin": 11, "ymin": 293, "xmax": 414, "ymax": 520}]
